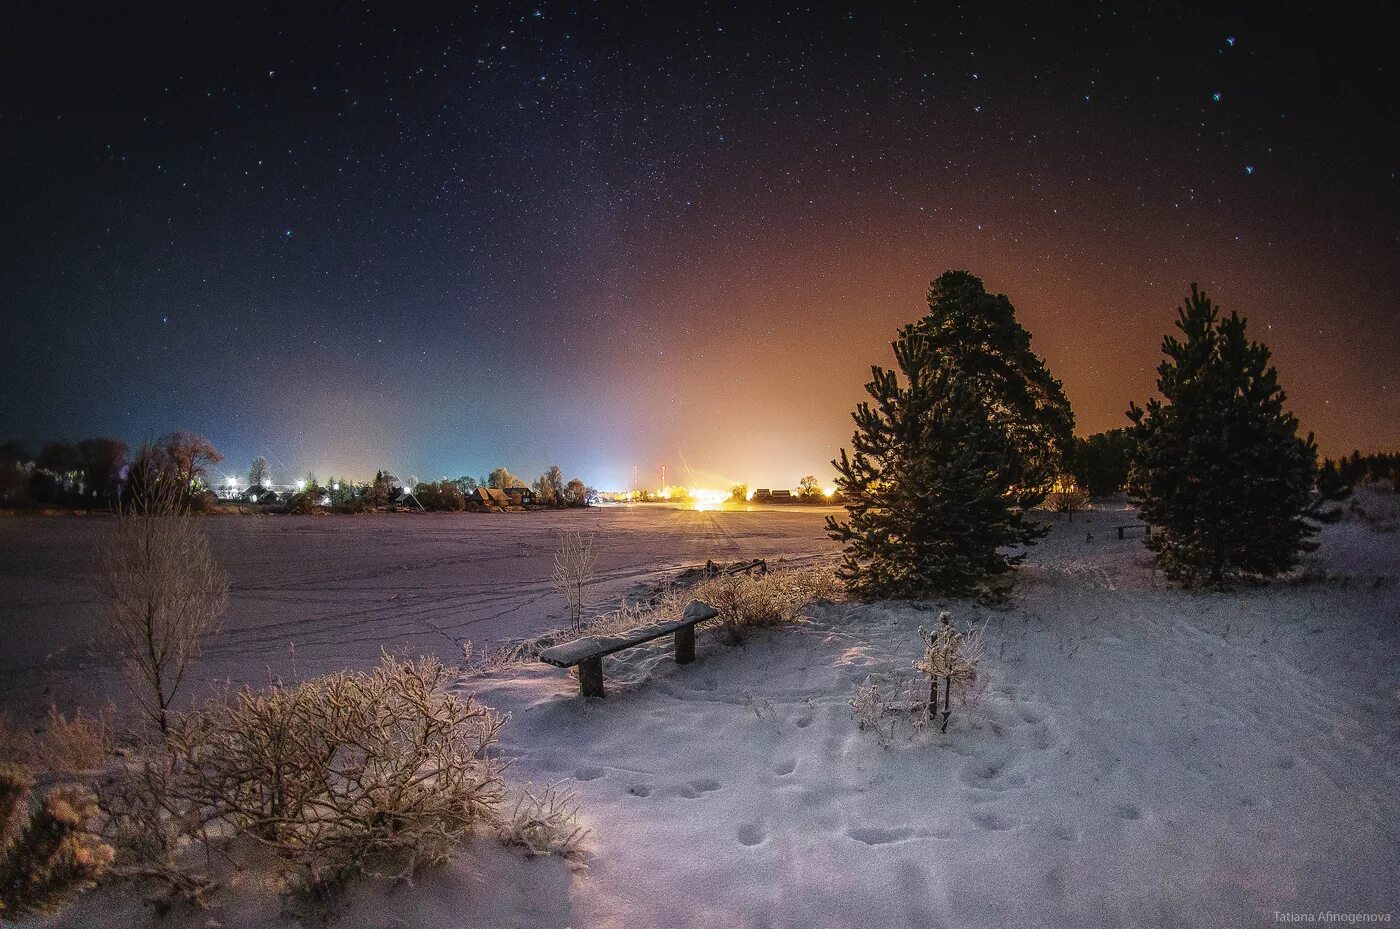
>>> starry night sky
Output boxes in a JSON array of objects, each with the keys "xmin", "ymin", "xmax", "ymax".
[{"xmin": 2, "ymin": 2, "xmax": 1395, "ymax": 490}]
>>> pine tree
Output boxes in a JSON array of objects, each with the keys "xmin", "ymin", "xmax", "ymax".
[
  {"xmin": 914, "ymin": 271, "xmax": 1075, "ymax": 492},
  {"xmin": 1127, "ymin": 284, "xmax": 1319, "ymax": 586},
  {"xmin": 827, "ymin": 272, "xmax": 1069, "ymax": 599}
]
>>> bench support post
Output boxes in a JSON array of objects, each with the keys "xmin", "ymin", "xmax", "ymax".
[
  {"xmin": 578, "ymin": 656, "xmax": 605, "ymax": 698},
  {"xmin": 675, "ymin": 624, "xmax": 696, "ymax": 664}
]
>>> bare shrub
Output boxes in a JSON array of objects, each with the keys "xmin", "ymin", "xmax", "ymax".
[
  {"xmin": 0, "ymin": 766, "xmax": 113, "ymax": 917},
  {"xmin": 95, "ymin": 479, "xmax": 228, "ymax": 733},
  {"xmin": 550, "ymin": 530, "xmax": 598, "ymax": 631},
  {"xmin": 165, "ymin": 655, "xmax": 506, "ymax": 890},
  {"xmin": 498, "ymin": 783, "xmax": 588, "ymax": 860},
  {"xmin": 100, "ymin": 749, "xmax": 217, "ymax": 912},
  {"xmin": 33, "ymin": 705, "xmax": 114, "ymax": 774},
  {"xmin": 694, "ymin": 565, "xmax": 842, "ymax": 643}
]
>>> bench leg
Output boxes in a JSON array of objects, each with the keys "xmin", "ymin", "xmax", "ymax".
[
  {"xmin": 578, "ymin": 657, "xmax": 605, "ymax": 698},
  {"xmin": 675, "ymin": 625, "xmax": 696, "ymax": 664}
]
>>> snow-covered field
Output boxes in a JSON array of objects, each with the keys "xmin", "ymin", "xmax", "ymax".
[
  {"xmin": 0, "ymin": 503, "xmax": 839, "ymax": 714},
  {"xmin": 15, "ymin": 493, "xmax": 1400, "ymax": 928}
]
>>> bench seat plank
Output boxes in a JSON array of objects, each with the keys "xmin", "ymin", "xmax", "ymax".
[{"xmin": 539, "ymin": 600, "xmax": 719, "ymax": 668}]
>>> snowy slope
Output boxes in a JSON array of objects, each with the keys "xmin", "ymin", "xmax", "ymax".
[{"xmin": 33, "ymin": 496, "xmax": 1400, "ymax": 928}]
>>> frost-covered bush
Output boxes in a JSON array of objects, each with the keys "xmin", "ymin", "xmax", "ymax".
[
  {"xmin": 0, "ymin": 766, "xmax": 113, "ymax": 917},
  {"xmin": 111, "ymin": 656, "xmax": 508, "ymax": 893},
  {"xmin": 694, "ymin": 566, "xmax": 841, "ymax": 643},
  {"xmin": 498, "ymin": 783, "xmax": 587, "ymax": 860},
  {"xmin": 849, "ymin": 677, "xmax": 929, "ymax": 748},
  {"xmin": 101, "ymin": 750, "xmax": 215, "ymax": 911},
  {"xmin": 916, "ymin": 611, "xmax": 984, "ymax": 732}
]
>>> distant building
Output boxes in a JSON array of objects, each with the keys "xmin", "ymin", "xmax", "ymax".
[
  {"xmin": 471, "ymin": 487, "xmax": 532, "ymax": 510},
  {"xmin": 753, "ymin": 489, "xmax": 773, "ymax": 500},
  {"xmin": 769, "ymin": 489, "xmax": 794, "ymax": 503},
  {"xmin": 503, "ymin": 486, "xmax": 535, "ymax": 507}
]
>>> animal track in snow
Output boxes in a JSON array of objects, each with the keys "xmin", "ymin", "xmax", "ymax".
[
  {"xmin": 793, "ymin": 714, "xmax": 813, "ymax": 728},
  {"xmin": 575, "ymin": 766, "xmax": 605, "ymax": 781},
  {"xmin": 737, "ymin": 822, "xmax": 768, "ymax": 846},
  {"xmin": 847, "ymin": 826, "xmax": 915, "ymax": 845},
  {"xmin": 773, "ymin": 759, "xmax": 797, "ymax": 776},
  {"xmin": 627, "ymin": 784, "xmax": 653, "ymax": 797},
  {"xmin": 678, "ymin": 778, "xmax": 723, "ymax": 798}
]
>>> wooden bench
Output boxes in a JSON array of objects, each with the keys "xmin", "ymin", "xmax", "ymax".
[
  {"xmin": 1114, "ymin": 523, "xmax": 1152, "ymax": 540},
  {"xmin": 539, "ymin": 599, "xmax": 719, "ymax": 698}
]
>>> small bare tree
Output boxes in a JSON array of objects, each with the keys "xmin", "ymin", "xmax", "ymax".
[
  {"xmin": 95, "ymin": 479, "xmax": 227, "ymax": 734},
  {"xmin": 550, "ymin": 530, "xmax": 597, "ymax": 631}
]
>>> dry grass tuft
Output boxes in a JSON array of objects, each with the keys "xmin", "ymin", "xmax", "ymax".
[
  {"xmin": 498, "ymin": 783, "xmax": 588, "ymax": 860},
  {"xmin": 35, "ymin": 705, "xmax": 115, "ymax": 773},
  {"xmin": 693, "ymin": 565, "xmax": 843, "ymax": 643}
]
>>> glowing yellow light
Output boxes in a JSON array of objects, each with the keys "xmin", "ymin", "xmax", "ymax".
[{"xmin": 823, "ymin": 486, "xmax": 836, "ymax": 497}]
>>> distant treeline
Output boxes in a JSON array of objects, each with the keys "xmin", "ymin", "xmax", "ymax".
[
  {"xmin": 0, "ymin": 436, "xmax": 597, "ymax": 513},
  {"xmin": 1057, "ymin": 431, "xmax": 1396, "ymax": 499}
]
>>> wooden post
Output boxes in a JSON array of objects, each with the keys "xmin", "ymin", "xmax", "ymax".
[
  {"xmin": 578, "ymin": 657, "xmax": 605, "ymax": 698},
  {"xmin": 1117, "ymin": 525, "xmax": 1125, "ymax": 540},
  {"xmin": 675, "ymin": 624, "xmax": 696, "ymax": 664}
]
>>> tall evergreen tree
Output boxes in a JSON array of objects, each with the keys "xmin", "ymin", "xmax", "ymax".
[
  {"xmin": 913, "ymin": 271, "xmax": 1075, "ymax": 492},
  {"xmin": 827, "ymin": 272, "xmax": 1070, "ymax": 599},
  {"xmin": 1127, "ymin": 284, "xmax": 1319, "ymax": 586}
]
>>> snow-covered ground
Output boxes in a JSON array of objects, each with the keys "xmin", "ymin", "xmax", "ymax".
[
  {"xmin": 0, "ymin": 503, "xmax": 840, "ymax": 714},
  {"xmin": 18, "ymin": 492, "xmax": 1400, "ymax": 927}
]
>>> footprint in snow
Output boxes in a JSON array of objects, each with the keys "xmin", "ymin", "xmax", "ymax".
[
  {"xmin": 574, "ymin": 766, "xmax": 606, "ymax": 781},
  {"xmin": 1113, "ymin": 802, "xmax": 1143, "ymax": 821},
  {"xmin": 772, "ymin": 759, "xmax": 798, "ymax": 776},
  {"xmin": 626, "ymin": 784, "xmax": 653, "ymax": 798},
  {"xmin": 677, "ymin": 778, "xmax": 723, "ymax": 799},
  {"xmin": 959, "ymin": 755, "xmax": 1013, "ymax": 789},
  {"xmin": 793, "ymin": 714, "xmax": 813, "ymax": 729},
  {"xmin": 969, "ymin": 810, "xmax": 1017, "ymax": 831},
  {"xmin": 847, "ymin": 826, "xmax": 915, "ymax": 846},
  {"xmin": 736, "ymin": 822, "xmax": 768, "ymax": 846}
]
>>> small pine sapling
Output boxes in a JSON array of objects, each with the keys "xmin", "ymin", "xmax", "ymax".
[{"xmin": 915, "ymin": 612, "xmax": 983, "ymax": 732}]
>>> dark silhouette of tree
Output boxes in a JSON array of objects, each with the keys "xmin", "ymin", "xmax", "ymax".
[
  {"xmin": 75, "ymin": 438, "xmax": 128, "ymax": 503},
  {"xmin": 828, "ymin": 273, "xmax": 1066, "ymax": 599},
  {"xmin": 1127, "ymin": 284, "xmax": 1319, "ymax": 587},
  {"xmin": 248, "ymin": 456, "xmax": 270, "ymax": 488},
  {"xmin": 1068, "ymin": 429, "xmax": 1135, "ymax": 498},
  {"xmin": 908, "ymin": 271, "xmax": 1075, "ymax": 494},
  {"xmin": 564, "ymin": 478, "xmax": 589, "ymax": 507}
]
